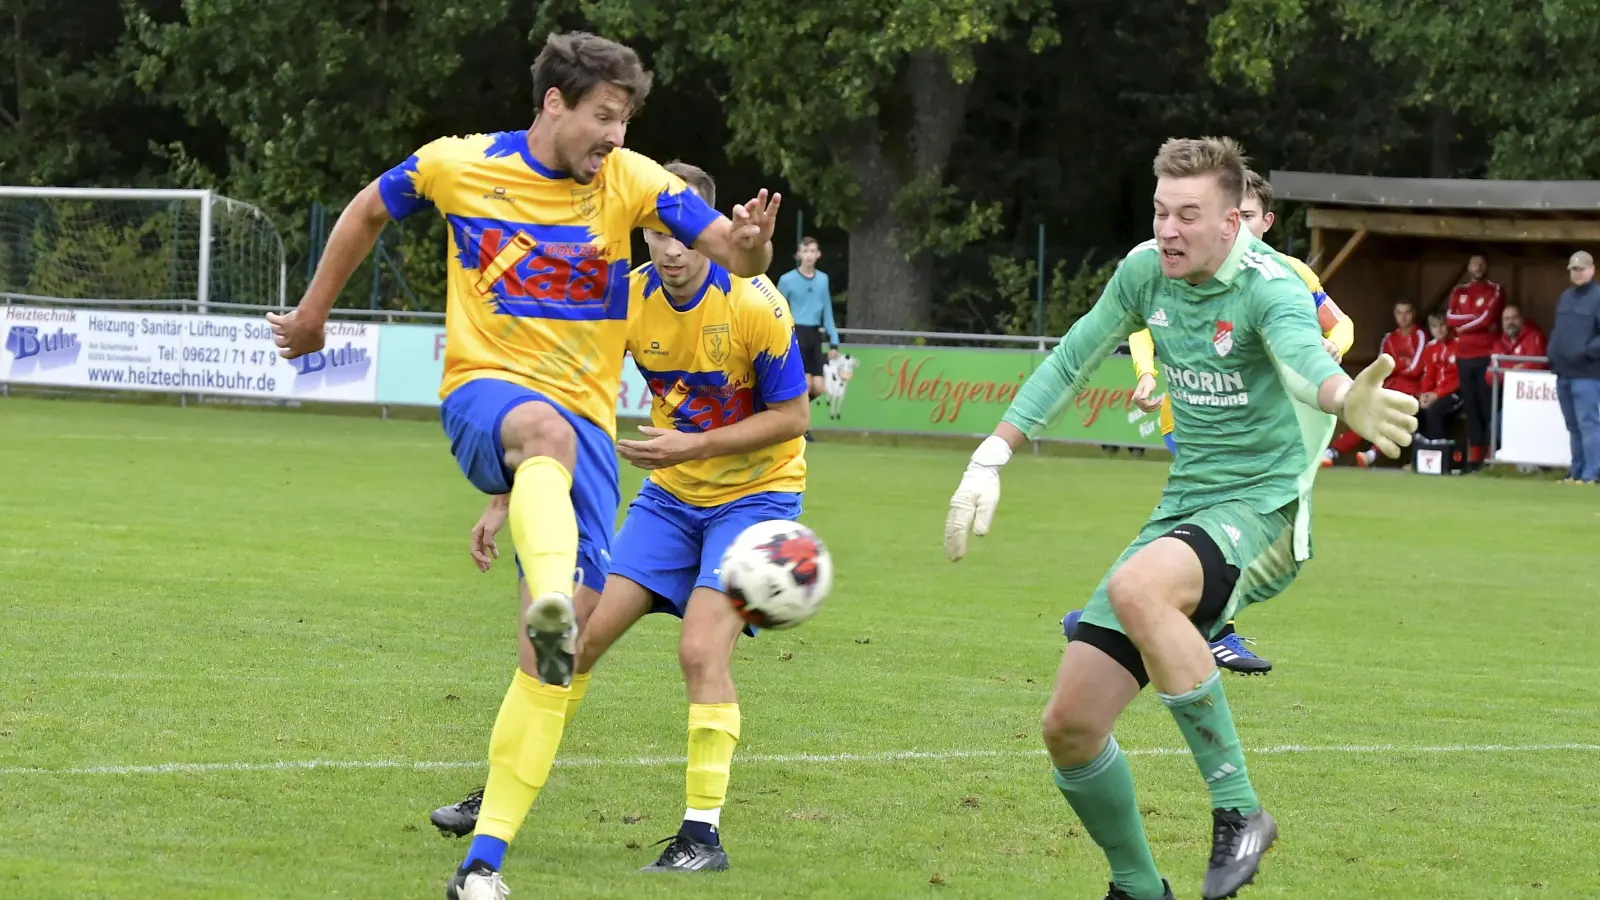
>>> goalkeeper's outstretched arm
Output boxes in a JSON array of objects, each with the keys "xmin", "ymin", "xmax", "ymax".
[{"xmin": 944, "ymin": 277, "xmax": 1138, "ymax": 560}]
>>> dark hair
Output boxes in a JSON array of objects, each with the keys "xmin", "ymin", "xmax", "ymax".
[
  {"xmin": 1243, "ymin": 168, "xmax": 1274, "ymax": 211},
  {"xmin": 798, "ymin": 236, "xmax": 819, "ymax": 249},
  {"xmin": 665, "ymin": 161, "xmax": 715, "ymax": 209},
  {"xmin": 1395, "ymin": 299, "xmax": 1414, "ymax": 308},
  {"xmin": 531, "ymin": 32, "xmax": 653, "ymax": 115}
]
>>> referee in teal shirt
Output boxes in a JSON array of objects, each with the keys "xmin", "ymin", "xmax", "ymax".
[{"xmin": 775, "ymin": 236, "xmax": 838, "ymax": 402}]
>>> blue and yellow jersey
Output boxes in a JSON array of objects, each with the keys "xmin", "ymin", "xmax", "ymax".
[
  {"xmin": 1129, "ymin": 251, "xmax": 1353, "ymax": 437},
  {"xmin": 376, "ymin": 131, "xmax": 719, "ymax": 438},
  {"xmin": 627, "ymin": 262, "xmax": 809, "ymax": 506}
]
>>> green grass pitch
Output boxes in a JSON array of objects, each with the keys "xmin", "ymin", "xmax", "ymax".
[{"xmin": 1, "ymin": 395, "xmax": 1597, "ymax": 899}]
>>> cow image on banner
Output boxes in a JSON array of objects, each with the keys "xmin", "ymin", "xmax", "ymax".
[{"xmin": 820, "ymin": 353, "xmax": 859, "ymax": 419}]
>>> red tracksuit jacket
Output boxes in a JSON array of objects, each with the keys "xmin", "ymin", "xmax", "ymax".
[
  {"xmin": 1445, "ymin": 280, "xmax": 1506, "ymax": 359},
  {"xmin": 1380, "ymin": 325, "xmax": 1427, "ymax": 396},
  {"xmin": 1420, "ymin": 338, "xmax": 1460, "ymax": 397},
  {"xmin": 1486, "ymin": 323, "xmax": 1549, "ymax": 385}
]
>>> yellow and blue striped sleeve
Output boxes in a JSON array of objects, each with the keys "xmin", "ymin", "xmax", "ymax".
[{"xmin": 376, "ymin": 135, "xmax": 473, "ymax": 220}]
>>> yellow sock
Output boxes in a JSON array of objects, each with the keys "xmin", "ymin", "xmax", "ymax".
[
  {"xmin": 565, "ymin": 671, "xmax": 591, "ymax": 723},
  {"xmin": 685, "ymin": 703, "xmax": 741, "ymax": 811},
  {"xmin": 475, "ymin": 669, "xmax": 570, "ymax": 842},
  {"xmin": 509, "ymin": 457, "xmax": 578, "ymax": 598}
]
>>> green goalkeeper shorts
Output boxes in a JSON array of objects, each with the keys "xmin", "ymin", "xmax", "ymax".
[{"xmin": 1077, "ymin": 499, "xmax": 1301, "ymax": 641}]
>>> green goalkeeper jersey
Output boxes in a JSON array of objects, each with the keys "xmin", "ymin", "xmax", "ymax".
[{"xmin": 1003, "ymin": 232, "xmax": 1343, "ymax": 559}]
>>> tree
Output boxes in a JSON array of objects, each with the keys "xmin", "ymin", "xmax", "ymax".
[
  {"xmin": 127, "ymin": 0, "xmax": 517, "ymax": 210},
  {"xmin": 576, "ymin": 0, "xmax": 1058, "ymax": 332},
  {"xmin": 1209, "ymin": 0, "xmax": 1600, "ymax": 179},
  {"xmin": 0, "ymin": 0, "xmax": 194, "ymax": 186},
  {"xmin": 933, "ymin": 0, "xmax": 1431, "ymax": 335}
]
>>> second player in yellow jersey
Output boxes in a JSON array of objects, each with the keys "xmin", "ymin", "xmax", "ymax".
[{"xmin": 625, "ymin": 261, "xmax": 808, "ymax": 505}]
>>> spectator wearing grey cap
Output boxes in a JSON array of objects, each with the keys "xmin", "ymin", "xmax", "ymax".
[{"xmin": 1548, "ymin": 250, "xmax": 1600, "ymax": 483}]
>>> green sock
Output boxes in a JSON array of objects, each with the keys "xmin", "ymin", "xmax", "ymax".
[
  {"xmin": 1052, "ymin": 736, "xmax": 1166, "ymax": 900},
  {"xmin": 1160, "ymin": 670, "xmax": 1260, "ymax": 814}
]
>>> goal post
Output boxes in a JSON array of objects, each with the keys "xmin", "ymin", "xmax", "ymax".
[{"xmin": 0, "ymin": 185, "xmax": 287, "ymax": 314}]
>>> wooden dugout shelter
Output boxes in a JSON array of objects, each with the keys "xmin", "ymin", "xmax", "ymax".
[{"xmin": 1268, "ymin": 170, "xmax": 1600, "ymax": 365}]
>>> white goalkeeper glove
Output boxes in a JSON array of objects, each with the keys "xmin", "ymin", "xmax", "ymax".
[
  {"xmin": 1335, "ymin": 353, "xmax": 1421, "ymax": 459},
  {"xmin": 945, "ymin": 434, "xmax": 1012, "ymax": 561}
]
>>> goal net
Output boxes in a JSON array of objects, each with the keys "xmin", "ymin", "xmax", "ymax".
[{"xmin": 0, "ymin": 187, "xmax": 286, "ymax": 312}]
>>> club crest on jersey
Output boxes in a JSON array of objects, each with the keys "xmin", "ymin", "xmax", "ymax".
[
  {"xmin": 702, "ymin": 323, "xmax": 730, "ymax": 365},
  {"xmin": 571, "ymin": 176, "xmax": 603, "ymax": 220},
  {"xmin": 1213, "ymin": 321, "xmax": 1235, "ymax": 357}
]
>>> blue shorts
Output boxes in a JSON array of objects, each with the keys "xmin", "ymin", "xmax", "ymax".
[
  {"xmin": 610, "ymin": 481, "xmax": 803, "ymax": 634},
  {"xmin": 440, "ymin": 377, "xmax": 620, "ymax": 592}
]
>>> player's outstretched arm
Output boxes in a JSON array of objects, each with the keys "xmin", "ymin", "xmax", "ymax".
[
  {"xmin": 616, "ymin": 395, "xmax": 809, "ymax": 470},
  {"xmin": 267, "ymin": 181, "xmax": 391, "ymax": 359},
  {"xmin": 691, "ymin": 189, "xmax": 780, "ymax": 278}
]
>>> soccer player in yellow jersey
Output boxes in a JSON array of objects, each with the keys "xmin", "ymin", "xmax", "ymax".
[
  {"xmin": 1065, "ymin": 168, "xmax": 1354, "ymax": 677},
  {"xmin": 430, "ymin": 162, "xmax": 809, "ymax": 874},
  {"xmin": 264, "ymin": 34, "xmax": 782, "ymax": 900}
]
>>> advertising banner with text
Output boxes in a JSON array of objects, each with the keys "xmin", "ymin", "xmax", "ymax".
[
  {"xmin": 1497, "ymin": 370, "xmax": 1571, "ymax": 468},
  {"xmin": 815, "ymin": 345, "xmax": 1166, "ymax": 447},
  {"xmin": 1, "ymin": 306, "xmax": 379, "ymax": 402},
  {"xmin": 4, "ymin": 309, "xmax": 1159, "ymax": 447}
]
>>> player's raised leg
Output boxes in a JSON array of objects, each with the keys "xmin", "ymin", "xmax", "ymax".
[
  {"xmin": 446, "ymin": 397, "xmax": 582, "ymax": 889},
  {"xmin": 499, "ymin": 399, "xmax": 584, "ymax": 686},
  {"xmin": 1042, "ymin": 638, "xmax": 1172, "ymax": 900},
  {"xmin": 438, "ymin": 378, "xmax": 623, "ymax": 895}
]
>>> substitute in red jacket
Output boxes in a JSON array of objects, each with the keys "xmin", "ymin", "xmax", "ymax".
[
  {"xmin": 1419, "ymin": 312, "xmax": 1463, "ymax": 441},
  {"xmin": 1486, "ymin": 304, "xmax": 1549, "ymax": 386},
  {"xmin": 1445, "ymin": 254, "xmax": 1506, "ymax": 467},
  {"xmin": 1326, "ymin": 300, "xmax": 1427, "ymax": 466},
  {"xmin": 1384, "ymin": 300, "xmax": 1428, "ymax": 395}
]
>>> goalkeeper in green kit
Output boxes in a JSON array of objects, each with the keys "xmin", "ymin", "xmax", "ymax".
[{"xmin": 943, "ymin": 137, "xmax": 1419, "ymax": 900}]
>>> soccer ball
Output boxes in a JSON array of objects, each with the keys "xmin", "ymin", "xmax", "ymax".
[{"xmin": 719, "ymin": 520, "xmax": 832, "ymax": 630}]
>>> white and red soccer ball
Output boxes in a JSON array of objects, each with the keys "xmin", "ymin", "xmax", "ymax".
[{"xmin": 719, "ymin": 520, "xmax": 833, "ymax": 630}]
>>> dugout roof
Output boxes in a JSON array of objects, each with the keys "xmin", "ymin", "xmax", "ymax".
[
  {"xmin": 1272, "ymin": 171, "xmax": 1600, "ymax": 213},
  {"xmin": 1267, "ymin": 170, "xmax": 1600, "ymax": 363}
]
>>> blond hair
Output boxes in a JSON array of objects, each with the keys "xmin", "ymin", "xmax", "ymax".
[{"xmin": 1153, "ymin": 137, "xmax": 1248, "ymax": 208}]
